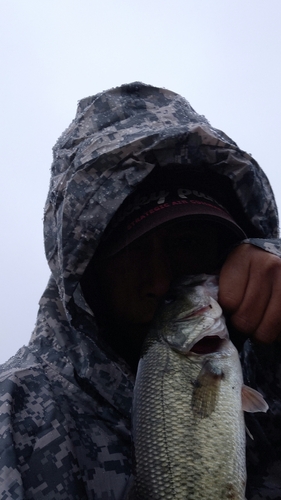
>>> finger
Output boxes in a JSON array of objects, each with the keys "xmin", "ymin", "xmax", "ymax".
[
  {"xmin": 229, "ymin": 272, "xmax": 271, "ymax": 336},
  {"xmin": 251, "ymin": 275, "xmax": 281, "ymax": 343},
  {"xmin": 227, "ymin": 250, "xmax": 281, "ymax": 342},
  {"xmin": 218, "ymin": 246, "xmax": 250, "ymax": 313}
]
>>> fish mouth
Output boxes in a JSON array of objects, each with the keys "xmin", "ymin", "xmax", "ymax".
[
  {"xmin": 174, "ymin": 299, "xmax": 228, "ymax": 355},
  {"xmin": 190, "ymin": 335, "xmax": 226, "ymax": 354}
]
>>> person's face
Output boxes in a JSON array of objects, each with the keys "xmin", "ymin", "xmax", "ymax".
[{"xmin": 95, "ymin": 220, "xmax": 224, "ymax": 327}]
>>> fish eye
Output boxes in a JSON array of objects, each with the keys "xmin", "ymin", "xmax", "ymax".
[
  {"xmin": 164, "ymin": 298, "xmax": 175, "ymax": 305},
  {"xmin": 163, "ymin": 293, "xmax": 178, "ymax": 305}
]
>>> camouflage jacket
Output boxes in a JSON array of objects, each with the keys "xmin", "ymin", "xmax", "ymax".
[{"xmin": 0, "ymin": 83, "xmax": 280, "ymax": 499}]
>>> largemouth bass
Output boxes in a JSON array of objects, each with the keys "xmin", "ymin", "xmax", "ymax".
[{"xmin": 132, "ymin": 275, "xmax": 268, "ymax": 500}]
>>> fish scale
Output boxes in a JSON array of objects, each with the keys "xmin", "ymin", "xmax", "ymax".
[{"xmin": 132, "ymin": 276, "xmax": 247, "ymax": 500}]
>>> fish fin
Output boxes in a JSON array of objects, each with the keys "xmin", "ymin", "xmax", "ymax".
[
  {"xmin": 242, "ymin": 385, "xmax": 269, "ymax": 413},
  {"xmin": 192, "ymin": 361, "xmax": 224, "ymax": 419}
]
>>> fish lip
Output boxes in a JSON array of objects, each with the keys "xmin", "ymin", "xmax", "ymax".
[
  {"xmin": 176, "ymin": 305, "xmax": 212, "ymax": 322},
  {"xmin": 175, "ymin": 297, "xmax": 222, "ymax": 323},
  {"xmin": 165, "ymin": 320, "xmax": 230, "ymax": 356}
]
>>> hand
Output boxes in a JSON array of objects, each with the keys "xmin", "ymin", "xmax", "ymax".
[{"xmin": 218, "ymin": 244, "xmax": 281, "ymax": 343}]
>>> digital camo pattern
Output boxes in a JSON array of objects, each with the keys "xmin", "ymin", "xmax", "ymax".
[
  {"xmin": 0, "ymin": 82, "xmax": 280, "ymax": 499},
  {"xmin": 241, "ymin": 339, "xmax": 281, "ymax": 500}
]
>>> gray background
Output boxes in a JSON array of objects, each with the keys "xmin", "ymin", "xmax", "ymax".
[{"xmin": 1, "ymin": 0, "xmax": 280, "ymax": 363}]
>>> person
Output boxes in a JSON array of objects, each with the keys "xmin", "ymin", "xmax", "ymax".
[{"xmin": 0, "ymin": 82, "xmax": 280, "ymax": 500}]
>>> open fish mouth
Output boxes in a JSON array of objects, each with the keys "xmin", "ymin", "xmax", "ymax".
[
  {"xmin": 163, "ymin": 284, "xmax": 230, "ymax": 356},
  {"xmin": 173, "ymin": 308, "xmax": 229, "ymax": 355},
  {"xmin": 190, "ymin": 335, "xmax": 226, "ymax": 354},
  {"xmin": 171, "ymin": 296, "xmax": 229, "ymax": 355}
]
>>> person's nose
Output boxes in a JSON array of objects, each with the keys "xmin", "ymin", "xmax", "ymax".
[{"xmin": 142, "ymin": 237, "xmax": 173, "ymax": 298}]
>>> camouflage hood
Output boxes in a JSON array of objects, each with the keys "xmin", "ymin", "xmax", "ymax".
[
  {"xmin": 1, "ymin": 82, "xmax": 281, "ymax": 500},
  {"xmin": 44, "ymin": 82, "xmax": 279, "ymax": 319}
]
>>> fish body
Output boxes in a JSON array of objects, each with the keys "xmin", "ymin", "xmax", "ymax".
[{"xmin": 133, "ymin": 275, "xmax": 250, "ymax": 500}]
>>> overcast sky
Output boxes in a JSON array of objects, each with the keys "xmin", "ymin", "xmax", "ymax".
[{"xmin": 1, "ymin": 0, "xmax": 280, "ymax": 364}]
